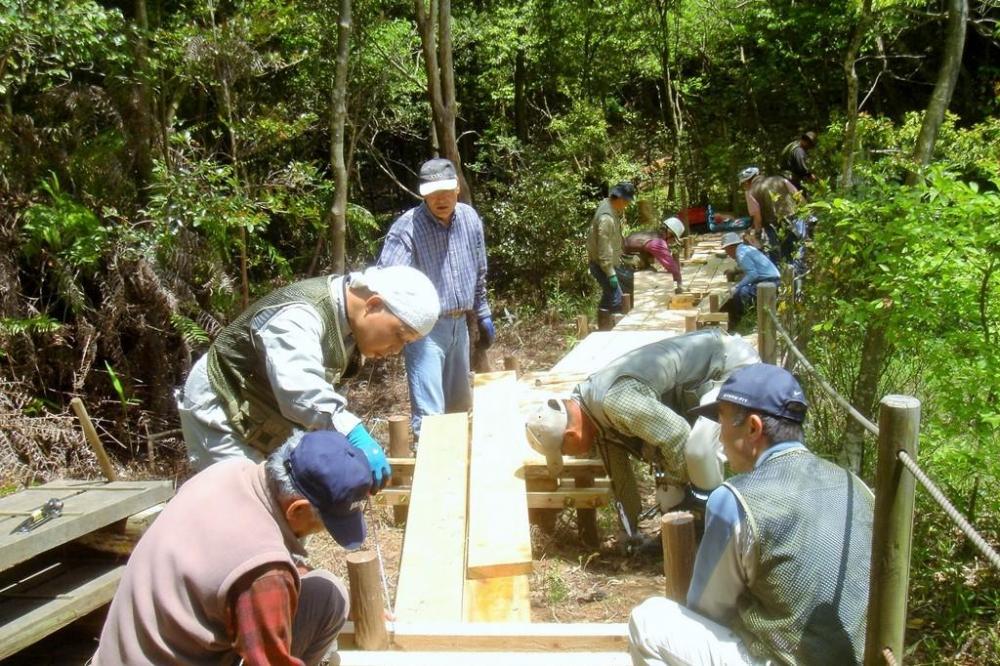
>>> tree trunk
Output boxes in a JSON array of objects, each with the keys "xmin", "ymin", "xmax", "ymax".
[
  {"xmin": 906, "ymin": 0, "xmax": 967, "ymax": 185},
  {"xmin": 130, "ymin": 0, "xmax": 154, "ymax": 190},
  {"xmin": 513, "ymin": 32, "xmax": 528, "ymax": 143},
  {"xmin": 841, "ymin": 322, "xmax": 889, "ymax": 473},
  {"xmin": 414, "ymin": 0, "xmax": 471, "ymax": 203},
  {"xmin": 840, "ymin": 0, "xmax": 872, "ymax": 190},
  {"xmin": 327, "ymin": 0, "xmax": 352, "ymax": 275}
]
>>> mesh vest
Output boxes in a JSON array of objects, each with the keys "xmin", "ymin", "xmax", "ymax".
[
  {"xmin": 749, "ymin": 176, "xmax": 798, "ymax": 227},
  {"xmin": 725, "ymin": 447, "xmax": 873, "ymax": 666},
  {"xmin": 206, "ymin": 276, "xmax": 348, "ymax": 454},
  {"xmin": 576, "ymin": 330, "xmax": 727, "ymax": 527}
]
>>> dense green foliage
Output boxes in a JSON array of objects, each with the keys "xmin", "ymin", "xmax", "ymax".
[{"xmin": 1, "ymin": 0, "xmax": 999, "ymax": 661}]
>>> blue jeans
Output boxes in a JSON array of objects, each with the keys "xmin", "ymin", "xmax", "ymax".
[
  {"xmin": 403, "ymin": 315, "xmax": 472, "ymax": 438},
  {"xmin": 589, "ymin": 261, "xmax": 632, "ymax": 312}
]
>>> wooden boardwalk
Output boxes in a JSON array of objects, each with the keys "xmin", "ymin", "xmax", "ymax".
[{"xmin": 354, "ymin": 233, "xmax": 736, "ymax": 654}]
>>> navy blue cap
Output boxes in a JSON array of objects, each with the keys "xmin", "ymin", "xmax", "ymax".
[
  {"xmin": 690, "ymin": 364, "xmax": 808, "ymax": 423},
  {"xmin": 610, "ymin": 181, "xmax": 636, "ymax": 201},
  {"xmin": 286, "ymin": 431, "xmax": 371, "ymax": 550}
]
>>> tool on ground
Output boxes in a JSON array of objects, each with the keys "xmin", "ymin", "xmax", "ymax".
[
  {"xmin": 70, "ymin": 397, "xmax": 117, "ymax": 482},
  {"xmin": 13, "ymin": 498, "xmax": 64, "ymax": 534},
  {"xmin": 366, "ymin": 497, "xmax": 395, "ymax": 631}
]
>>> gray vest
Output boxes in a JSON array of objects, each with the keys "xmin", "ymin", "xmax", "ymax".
[
  {"xmin": 578, "ymin": 329, "xmax": 727, "ymax": 456},
  {"xmin": 206, "ymin": 276, "xmax": 348, "ymax": 454},
  {"xmin": 725, "ymin": 447, "xmax": 873, "ymax": 666}
]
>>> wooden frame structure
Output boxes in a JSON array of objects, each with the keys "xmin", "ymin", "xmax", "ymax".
[{"xmin": 351, "ymin": 234, "xmax": 736, "ymax": 656}]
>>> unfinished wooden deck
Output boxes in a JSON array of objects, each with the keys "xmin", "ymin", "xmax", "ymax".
[{"xmin": 353, "ymin": 233, "xmax": 736, "ymax": 654}]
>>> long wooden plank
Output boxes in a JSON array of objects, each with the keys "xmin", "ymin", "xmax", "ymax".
[
  {"xmin": 393, "ymin": 621, "xmax": 629, "ymax": 651},
  {"xmin": 551, "ymin": 331, "xmax": 672, "ymax": 374},
  {"xmin": 339, "ymin": 651, "xmax": 632, "ymax": 665},
  {"xmin": 394, "ymin": 413, "xmax": 470, "ymax": 623},
  {"xmin": 0, "ymin": 480, "xmax": 174, "ymax": 571},
  {"xmin": 0, "ymin": 560, "xmax": 124, "ymax": 659},
  {"xmin": 387, "ymin": 457, "xmax": 605, "ymax": 479},
  {"xmin": 376, "ymin": 487, "xmax": 611, "ymax": 509},
  {"xmin": 466, "ymin": 372, "xmax": 533, "ymax": 580}
]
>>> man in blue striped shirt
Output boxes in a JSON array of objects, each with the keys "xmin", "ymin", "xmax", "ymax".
[{"xmin": 378, "ymin": 158, "xmax": 494, "ymax": 439}]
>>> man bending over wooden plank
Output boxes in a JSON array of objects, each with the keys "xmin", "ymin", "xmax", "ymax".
[
  {"xmin": 525, "ymin": 330, "xmax": 759, "ymax": 535},
  {"xmin": 93, "ymin": 431, "xmax": 373, "ymax": 666}
]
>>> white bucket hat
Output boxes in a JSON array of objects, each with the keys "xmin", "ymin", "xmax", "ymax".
[
  {"xmin": 525, "ymin": 398, "xmax": 568, "ymax": 477},
  {"xmin": 721, "ymin": 232, "xmax": 743, "ymax": 249},
  {"xmin": 350, "ymin": 266, "xmax": 440, "ymax": 336}
]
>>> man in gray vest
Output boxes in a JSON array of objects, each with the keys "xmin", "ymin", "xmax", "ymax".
[
  {"xmin": 628, "ymin": 364, "xmax": 873, "ymax": 666},
  {"xmin": 177, "ymin": 265, "xmax": 440, "ymax": 489},
  {"xmin": 525, "ymin": 330, "xmax": 760, "ymax": 532}
]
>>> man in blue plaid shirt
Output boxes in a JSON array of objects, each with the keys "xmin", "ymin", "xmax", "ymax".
[{"xmin": 378, "ymin": 158, "xmax": 494, "ymax": 439}]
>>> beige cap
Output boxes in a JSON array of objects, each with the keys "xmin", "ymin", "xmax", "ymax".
[{"xmin": 525, "ymin": 398, "xmax": 568, "ymax": 477}]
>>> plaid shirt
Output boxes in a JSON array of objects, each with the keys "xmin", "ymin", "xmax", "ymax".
[
  {"xmin": 230, "ymin": 566, "xmax": 303, "ymax": 666},
  {"xmin": 378, "ymin": 202, "xmax": 491, "ymax": 320},
  {"xmin": 602, "ymin": 377, "xmax": 692, "ymax": 484}
]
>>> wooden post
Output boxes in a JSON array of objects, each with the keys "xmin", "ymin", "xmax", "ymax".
[
  {"xmin": 661, "ymin": 511, "xmax": 696, "ymax": 603},
  {"xmin": 70, "ymin": 398, "xmax": 117, "ymax": 482},
  {"xmin": 576, "ymin": 315, "xmax": 589, "ymax": 339},
  {"xmin": 864, "ymin": 395, "xmax": 920, "ymax": 666},
  {"xmin": 683, "ymin": 236, "xmax": 694, "ymax": 259},
  {"xmin": 756, "ymin": 282, "xmax": 778, "ymax": 364},
  {"xmin": 621, "ymin": 293, "xmax": 632, "ymax": 314},
  {"xmin": 709, "ymin": 294, "xmax": 720, "ymax": 313},
  {"xmin": 503, "ymin": 356, "xmax": 520, "ymax": 375},
  {"xmin": 684, "ymin": 314, "xmax": 698, "ymax": 333},
  {"xmin": 574, "ymin": 473, "xmax": 600, "ymax": 547},
  {"xmin": 527, "ymin": 477, "xmax": 560, "ymax": 533},
  {"xmin": 388, "ymin": 415, "xmax": 411, "ymax": 525},
  {"xmin": 346, "ymin": 550, "xmax": 390, "ymax": 650},
  {"xmin": 597, "ymin": 310, "xmax": 614, "ymax": 331}
]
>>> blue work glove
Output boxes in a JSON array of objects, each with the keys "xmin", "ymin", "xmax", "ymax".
[
  {"xmin": 477, "ymin": 316, "xmax": 496, "ymax": 349},
  {"xmin": 346, "ymin": 424, "xmax": 391, "ymax": 492},
  {"xmin": 608, "ymin": 274, "xmax": 620, "ymax": 291}
]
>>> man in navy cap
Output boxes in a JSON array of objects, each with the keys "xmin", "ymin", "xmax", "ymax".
[
  {"xmin": 628, "ymin": 364, "xmax": 873, "ymax": 666},
  {"xmin": 587, "ymin": 181, "xmax": 636, "ymax": 319},
  {"xmin": 379, "ymin": 157, "xmax": 494, "ymax": 440},
  {"xmin": 95, "ymin": 430, "xmax": 371, "ymax": 666}
]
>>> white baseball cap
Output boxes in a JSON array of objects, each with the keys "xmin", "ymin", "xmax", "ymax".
[
  {"xmin": 350, "ymin": 266, "xmax": 440, "ymax": 336},
  {"xmin": 525, "ymin": 398, "xmax": 568, "ymax": 477}
]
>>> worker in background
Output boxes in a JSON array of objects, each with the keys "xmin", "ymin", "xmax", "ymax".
[
  {"xmin": 629, "ymin": 364, "xmax": 872, "ymax": 666},
  {"xmin": 720, "ymin": 232, "xmax": 780, "ymax": 324},
  {"xmin": 587, "ymin": 181, "xmax": 636, "ymax": 318},
  {"xmin": 525, "ymin": 330, "xmax": 760, "ymax": 535},
  {"xmin": 378, "ymin": 158, "xmax": 493, "ymax": 441},
  {"xmin": 782, "ymin": 130, "xmax": 818, "ymax": 195},
  {"xmin": 177, "ymin": 265, "xmax": 440, "ymax": 490},
  {"xmin": 737, "ymin": 166, "xmax": 800, "ymax": 263},
  {"xmin": 623, "ymin": 216, "xmax": 685, "ymax": 293},
  {"xmin": 95, "ymin": 430, "xmax": 373, "ymax": 666}
]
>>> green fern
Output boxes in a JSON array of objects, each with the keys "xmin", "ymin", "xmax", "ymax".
[{"xmin": 170, "ymin": 314, "xmax": 211, "ymax": 347}]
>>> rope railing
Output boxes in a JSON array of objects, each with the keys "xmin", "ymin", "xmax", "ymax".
[
  {"xmin": 762, "ymin": 301, "xmax": 1000, "ymax": 571},
  {"xmin": 750, "ymin": 281, "xmax": 998, "ymax": 665},
  {"xmin": 765, "ymin": 306, "xmax": 879, "ymax": 436},
  {"xmin": 897, "ymin": 450, "xmax": 1000, "ymax": 570}
]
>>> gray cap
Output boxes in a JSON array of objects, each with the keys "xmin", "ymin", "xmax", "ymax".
[
  {"xmin": 721, "ymin": 232, "xmax": 743, "ymax": 248},
  {"xmin": 419, "ymin": 158, "xmax": 459, "ymax": 196}
]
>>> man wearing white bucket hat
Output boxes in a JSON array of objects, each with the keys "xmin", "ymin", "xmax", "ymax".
[{"xmin": 176, "ymin": 265, "xmax": 440, "ymax": 490}]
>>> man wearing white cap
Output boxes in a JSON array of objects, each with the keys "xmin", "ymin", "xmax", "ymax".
[
  {"xmin": 176, "ymin": 265, "xmax": 440, "ymax": 488},
  {"xmin": 525, "ymin": 330, "xmax": 760, "ymax": 534},
  {"xmin": 378, "ymin": 157, "xmax": 493, "ymax": 439},
  {"xmin": 623, "ymin": 216, "xmax": 685, "ymax": 292}
]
